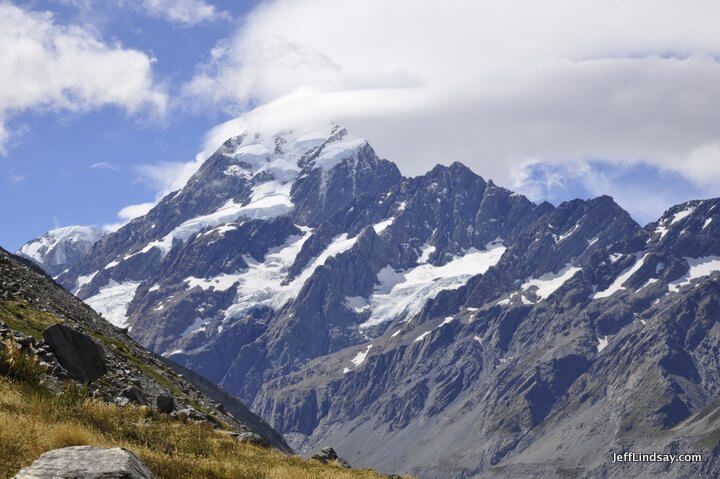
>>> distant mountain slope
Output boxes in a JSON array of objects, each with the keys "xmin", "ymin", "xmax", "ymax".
[
  {"xmin": 17, "ymin": 225, "xmax": 103, "ymax": 277},
  {"xmin": 20, "ymin": 123, "xmax": 720, "ymax": 478}
]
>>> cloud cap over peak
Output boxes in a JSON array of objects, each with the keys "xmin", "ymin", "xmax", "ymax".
[{"xmin": 184, "ymin": 0, "xmax": 720, "ymax": 199}]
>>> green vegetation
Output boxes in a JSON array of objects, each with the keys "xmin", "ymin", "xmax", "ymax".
[
  {"xmin": 0, "ymin": 300, "xmax": 61, "ymax": 339},
  {"xmin": 0, "ymin": 343, "xmax": 400, "ymax": 479}
]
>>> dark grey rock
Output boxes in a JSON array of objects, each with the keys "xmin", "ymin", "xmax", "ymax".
[
  {"xmin": 120, "ymin": 386, "xmax": 148, "ymax": 406},
  {"xmin": 154, "ymin": 394, "xmax": 174, "ymax": 413},
  {"xmin": 42, "ymin": 324, "xmax": 107, "ymax": 383},
  {"xmin": 311, "ymin": 447, "xmax": 350, "ymax": 468},
  {"xmin": 14, "ymin": 446, "xmax": 154, "ymax": 478}
]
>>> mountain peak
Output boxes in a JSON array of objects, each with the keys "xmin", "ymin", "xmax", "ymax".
[{"xmin": 17, "ymin": 225, "xmax": 103, "ymax": 277}]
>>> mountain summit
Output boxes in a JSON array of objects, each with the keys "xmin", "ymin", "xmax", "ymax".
[{"xmin": 18, "ymin": 125, "xmax": 720, "ymax": 478}]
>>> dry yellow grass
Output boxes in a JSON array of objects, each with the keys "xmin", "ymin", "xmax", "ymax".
[{"xmin": 0, "ymin": 373, "xmax": 401, "ymax": 479}]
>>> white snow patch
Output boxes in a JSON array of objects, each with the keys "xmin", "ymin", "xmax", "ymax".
[
  {"xmin": 223, "ymin": 229, "xmax": 361, "ymax": 319},
  {"xmin": 439, "ymin": 316, "xmax": 455, "ymax": 326},
  {"xmin": 668, "ymin": 256, "xmax": 720, "ymax": 292},
  {"xmin": 671, "ymin": 206, "xmax": 695, "ymax": 225},
  {"xmin": 314, "ymin": 136, "xmax": 367, "ymax": 171},
  {"xmin": 609, "ymin": 253, "xmax": 623, "ymax": 263},
  {"xmin": 373, "ymin": 218, "xmax": 394, "ymax": 234},
  {"xmin": 417, "ymin": 244, "xmax": 436, "ymax": 264},
  {"xmin": 597, "ymin": 335, "xmax": 609, "ymax": 352},
  {"xmin": 521, "ymin": 264, "xmax": 582, "ymax": 301},
  {"xmin": 497, "ymin": 298, "xmax": 510, "ymax": 305},
  {"xmin": 75, "ymin": 271, "xmax": 98, "ymax": 292},
  {"xmin": 593, "ymin": 253, "xmax": 647, "ymax": 299},
  {"xmin": 184, "ymin": 274, "xmax": 242, "ymax": 292},
  {"xmin": 350, "ymin": 344, "xmax": 373, "ymax": 367},
  {"xmin": 640, "ymin": 278, "xmax": 658, "ymax": 290},
  {"xmin": 104, "ymin": 260, "xmax": 120, "ymax": 270},
  {"xmin": 473, "ymin": 335, "xmax": 482, "ymax": 343},
  {"xmin": 655, "ymin": 225, "xmax": 669, "ymax": 239},
  {"xmin": 703, "ymin": 217, "xmax": 713, "ymax": 230},
  {"xmin": 345, "ymin": 295, "xmax": 370, "ymax": 312},
  {"xmin": 556, "ymin": 223, "xmax": 580, "ymax": 243},
  {"xmin": 201, "ymin": 223, "xmax": 238, "ymax": 237},
  {"xmin": 390, "ymin": 330, "xmax": 401, "ymax": 338},
  {"xmin": 359, "ymin": 240, "xmax": 506, "ymax": 329},
  {"xmin": 224, "ymin": 165, "xmax": 251, "ymax": 178},
  {"xmin": 414, "ymin": 331, "xmax": 431, "ymax": 342},
  {"xmin": 148, "ymin": 284, "xmax": 160, "ymax": 292},
  {"xmin": 85, "ymin": 280, "xmax": 141, "ymax": 328}
]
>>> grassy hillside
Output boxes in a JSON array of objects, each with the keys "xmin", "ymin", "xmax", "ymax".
[{"xmin": 0, "ymin": 345, "xmax": 397, "ymax": 479}]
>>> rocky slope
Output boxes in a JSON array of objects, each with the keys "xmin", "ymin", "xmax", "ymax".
[
  {"xmin": 0, "ymin": 246, "xmax": 289, "ymax": 452},
  {"xmin": 18, "ymin": 124, "xmax": 720, "ymax": 478}
]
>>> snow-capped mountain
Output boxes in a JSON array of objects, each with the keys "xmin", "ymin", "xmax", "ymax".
[
  {"xmin": 22, "ymin": 124, "xmax": 720, "ymax": 478},
  {"xmin": 17, "ymin": 225, "xmax": 103, "ymax": 277}
]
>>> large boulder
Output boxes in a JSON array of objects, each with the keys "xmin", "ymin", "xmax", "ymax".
[
  {"xmin": 14, "ymin": 446, "xmax": 154, "ymax": 478},
  {"xmin": 42, "ymin": 324, "xmax": 107, "ymax": 383}
]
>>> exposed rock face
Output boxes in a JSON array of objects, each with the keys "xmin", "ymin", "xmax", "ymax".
[
  {"xmin": 43, "ymin": 323, "xmax": 107, "ymax": 383},
  {"xmin": 14, "ymin": 446, "xmax": 154, "ymax": 479},
  {"xmin": 19, "ymin": 123, "xmax": 720, "ymax": 478}
]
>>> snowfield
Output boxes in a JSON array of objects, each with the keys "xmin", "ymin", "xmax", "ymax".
[{"xmin": 359, "ymin": 240, "xmax": 506, "ymax": 329}]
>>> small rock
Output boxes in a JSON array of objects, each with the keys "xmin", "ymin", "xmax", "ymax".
[
  {"xmin": 14, "ymin": 446, "xmax": 155, "ymax": 478},
  {"xmin": 311, "ymin": 447, "xmax": 351, "ymax": 468},
  {"xmin": 154, "ymin": 394, "xmax": 175, "ymax": 413},
  {"xmin": 237, "ymin": 432, "xmax": 270, "ymax": 447},
  {"xmin": 120, "ymin": 386, "xmax": 149, "ymax": 406},
  {"xmin": 176, "ymin": 407, "xmax": 206, "ymax": 422}
]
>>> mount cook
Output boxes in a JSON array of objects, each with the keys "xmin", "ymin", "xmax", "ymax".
[{"xmin": 19, "ymin": 124, "xmax": 720, "ymax": 478}]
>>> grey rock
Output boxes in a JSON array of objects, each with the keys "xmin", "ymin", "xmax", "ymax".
[
  {"xmin": 311, "ymin": 447, "xmax": 350, "ymax": 468},
  {"xmin": 42, "ymin": 324, "xmax": 107, "ymax": 383},
  {"xmin": 14, "ymin": 446, "xmax": 154, "ymax": 478},
  {"xmin": 236, "ymin": 432, "xmax": 270, "ymax": 447},
  {"xmin": 120, "ymin": 386, "xmax": 148, "ymax": 406},
  {"xmin": 154, "ymin": 394, "xmax": 174, "ymax": 413}
]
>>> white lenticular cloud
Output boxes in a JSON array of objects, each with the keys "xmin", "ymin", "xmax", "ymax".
[
  {"xmin": 0, "ymin": 2, "xmax": 167, "ymax": 153},
  {"xmin": 184, "ymin": 0, "xmax": 720, "ymax": 193}
]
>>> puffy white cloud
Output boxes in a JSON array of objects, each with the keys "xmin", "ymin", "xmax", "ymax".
[
  {"xmin": 137, "ymin": 0, "xmax": 225, "ymax": 25},
  {"xmin": 103, "ymin": 201, "xmax": 155, "ymax": 232},
  {"xmin": 118, "ymin": 202, "xmax": 154, "ymax": 221},
  {"xmin": 185, "ymin": 0, "xmax": 720, "ymax": 195},
  {"xmin": 0, "ymin": 2, "xmax": 166, "ymax": 152}
]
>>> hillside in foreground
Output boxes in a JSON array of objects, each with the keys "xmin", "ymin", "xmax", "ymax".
[{"xmin": 0, "ymin": 246, "xmax": 405, "ymax": 478}]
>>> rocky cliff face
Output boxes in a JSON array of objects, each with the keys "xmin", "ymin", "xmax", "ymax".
[{"xmin": 18, "ymin": 124, "xmax": 720, "ymax": 478}]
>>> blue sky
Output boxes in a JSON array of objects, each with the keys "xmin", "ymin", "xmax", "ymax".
[
  {"xmin": 2, "ymin": 0, "xmax": 719, "ymax": 251},
  {"xmin": 1, "ymin": 0, "xmax": 260, "ymax": 250}
]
